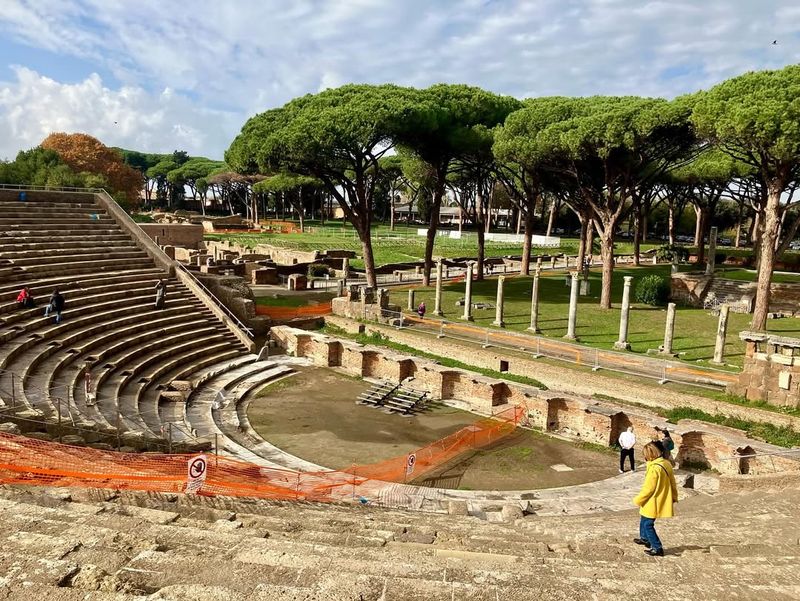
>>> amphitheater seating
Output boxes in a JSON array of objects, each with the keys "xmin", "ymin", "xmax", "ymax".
[
  {"xmin": 0, "ymin": 482, "xmax": 798, "ymax": 598},
  {"xmin": 0, "ymin": 193, "xmax": 256, "ymax": 451}
]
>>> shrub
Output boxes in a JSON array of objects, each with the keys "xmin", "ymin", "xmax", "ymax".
[
  {"xmin": 635, "ymin": 274, "xmax": 670, "ymax": 306},
  {"xmin": 656, "ymin": 244, "xmax": 688, "ymax": 263},
  {"xmin": 307, "ymin": 264, "xmax": 330, "ymax": 278}
]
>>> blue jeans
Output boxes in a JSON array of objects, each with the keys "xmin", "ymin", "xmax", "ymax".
[{"xmin": 639, "ymin": 516, "xmax": 662, "ymax": 551}]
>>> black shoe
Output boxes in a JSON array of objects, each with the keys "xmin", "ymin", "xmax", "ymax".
[
  {"xmin": 633, "ymin": 538, "xmax": 651, "ymax": 548},
  {"xmin": 644, "ymin": 548, "xmax": 664, "ymax": 557}
]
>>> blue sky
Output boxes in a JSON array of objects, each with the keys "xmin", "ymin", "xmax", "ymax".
[{"xmin": 1, "ymin": 0, "xmax": 799, "ymax": 161}]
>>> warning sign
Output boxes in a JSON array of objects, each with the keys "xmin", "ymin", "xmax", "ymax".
[
  {"xmin": 405, "ymin": 453, "xmax": 416, "ymax": 476},
  {"xmin": 186, "ymin": 454, "xmax": 208, "ymax": 494}
]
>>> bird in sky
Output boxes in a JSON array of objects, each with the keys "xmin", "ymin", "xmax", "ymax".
[{"xmin": 772, "ymin": 40, "xmax": 778, "ymax": 45}]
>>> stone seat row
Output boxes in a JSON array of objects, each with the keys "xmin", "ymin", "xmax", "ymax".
[
  {"xmin": 0, "ymin": 481, "xmax": 798, "ymax": 599},
  {"xmin": 0, "ymin": 195, "xmax": 255, "ymax": 452}
]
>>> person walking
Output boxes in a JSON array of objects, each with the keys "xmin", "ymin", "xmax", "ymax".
[
  {"xmin": 657, "ymin": 428, "xmax": 676, "ymax": 464},
  {"xmin": 633, "ymin": 441, "xmax": 679, "ymax": 557},
  {"xmin": 417, "ymin": 301, "xmax": 426, "ymax": 319},
  {"xmin": 16, "ymin": 286, "xmax": 35, "ymax": 309},
  {"xmin": 154, "ymin": 279, "xmax": 167, "ymax": 309},
  {"xmin": 618, "ymin": 426, "xmax": 636, "ymax": 473},
  {"xmin": 44, "ymin": 289, "xmax": 65, "ymax": 323}
]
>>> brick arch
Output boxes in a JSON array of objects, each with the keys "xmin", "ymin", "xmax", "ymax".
[{"xmin": 675, "ymin": 431, "xmax": 737, "ymax": 474}]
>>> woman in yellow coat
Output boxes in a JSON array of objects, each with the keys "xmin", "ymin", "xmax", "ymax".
[{"xmin": 632, "ymin": 441, "xmax": 678, "ymax": 556}]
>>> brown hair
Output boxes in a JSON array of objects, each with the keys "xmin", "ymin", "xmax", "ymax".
[{"xmin": 643, "ymin": 442, "xmax": 662, "ymax": 462}]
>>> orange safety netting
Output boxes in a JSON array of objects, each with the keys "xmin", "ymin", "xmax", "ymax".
[
  {"xmin": 254, "ymin": 302, "xmax": 332, "ymax": 319},
  {"xmin": 0, "ymin": 406, "xmax": 521, "ymax": 502}
]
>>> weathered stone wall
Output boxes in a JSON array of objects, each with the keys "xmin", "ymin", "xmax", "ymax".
[
  {"xmin": 139, "ymin": 223, "xmax": 204, "ymax": 249},
  {"xmin": 270, "ymin": 325, "xmax": 798, "ymax": 474},
  {"xmin": 730, "ymin": 332, "xmax": 800, "ymax": 408},
  {"xmin": 192, "ymin": 273, "xmax": 270, "ymax": 335},
  {"xmin": 669, "ymin": 272, "xmax": 712, "ymax": 306}
]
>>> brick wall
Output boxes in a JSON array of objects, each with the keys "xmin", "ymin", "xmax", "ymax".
[
  {"xmin": 271, "ymin": 325, "xmax": 798, "ymax": 474},
  {"xmin": 139, "ymin": 224, "xmax": 204, "ymax": 249},
  {"xmin": 730, "ymin": 333, "xmax": 800, "ymax": 408}
]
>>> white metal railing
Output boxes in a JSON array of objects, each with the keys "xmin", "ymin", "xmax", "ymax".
[{"xmin": 716, "ymin": 448, "xmax": 800, "ymax": 474}]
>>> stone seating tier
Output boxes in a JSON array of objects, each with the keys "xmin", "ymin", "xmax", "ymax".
[
  {"xmin": 0, "ymin": 193, "xmax": 255, "ymax": 450},
  {"xmin": 0, "ymin": 483, "xmax": 797, "ymax": 599}
]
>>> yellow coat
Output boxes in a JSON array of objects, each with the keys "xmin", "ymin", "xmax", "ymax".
[{"xmin": 633, "ymin": 457, "xmax": 678, "ymax": 519}]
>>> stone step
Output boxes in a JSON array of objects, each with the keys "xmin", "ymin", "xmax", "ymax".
[
  {"xmin": 0, "ymin": 267, "xmax": 165, "ymax": 298},
  {"xmin": 2, "ymin": 248, "xmax": 146, "ymax": 265}
]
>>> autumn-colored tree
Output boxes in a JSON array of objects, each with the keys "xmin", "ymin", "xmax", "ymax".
[{"xmin": 41, "ymin": 133, "xmax": 142, "ymax": 205}]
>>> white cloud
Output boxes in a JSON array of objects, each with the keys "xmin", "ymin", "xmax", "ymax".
[
  {"xmin": 1, "ymin": 0, "xmax": 799, "ymax": 159},
  {"xmin": 0, "ymin": 66, "xmax": 239, "ymax": 160}
]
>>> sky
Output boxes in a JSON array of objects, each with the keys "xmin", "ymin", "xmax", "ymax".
[{"xmin": 0, "ymin": 0, "xmax": 798, "ymax": 161}]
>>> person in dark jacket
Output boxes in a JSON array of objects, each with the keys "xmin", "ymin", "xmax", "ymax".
[
  {"xmin": 154, "ymin": 279, "xmax": 167, "ymax": 309},
  {"xmin": 44, "ymin": 289, "xmax": 65, "ymax": 323}
]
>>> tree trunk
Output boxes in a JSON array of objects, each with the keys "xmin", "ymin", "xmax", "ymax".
[
  {"xmin": 751, "ymin": 185, "xmax": 783, "ymax": 331},
  {"xmin": 476, "ymin": 188, "xmax": 486, "ymax": 281},
  {"xmin": 694, "ymin": 206, "xmax": 706, "ymax": 265},
  {"xmin": 520, "ymin": 210, "xmax": 534, "ymax": 275},
  {"xmin": 359, "ymin": 229, "xmax": 378, "ymax": 289},
  {"xmin": 599, "ymin": 226, "xmax": 614, "ymax": 309},
  {"xmin": 632, "ymin": 204, "xmax": 641, "ymax": 267},
  {"xmin": 668, "ymin": 200, "xmax": 675, "ymax": 246},
  {"xmin": 585, "ymin": 219, "xmax": 595, "ymax": 262},
  {"xmin": 546, "ymin": 199, "xmax": 556, "ymax": 237},
  {"xmin": 576, "ymin": 217, "xmax": 588, "ymax": 270},
  {"xmin": 389, "ymin": 192, "xmax": 395, "ymax": 231},
  {"xmin": 422, "ymin": 175, "xmax": 446, "ymax": 286},
  {"xmin": 484, "ymin": 192, "xmax": 492, "ymax": 234}
]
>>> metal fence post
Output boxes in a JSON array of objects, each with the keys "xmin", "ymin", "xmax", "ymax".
[
  {"xmin": 592, "ymin": 348, "xmax": 601, "ymax": 372},
  {"xmin": 658, "ymin": 361, "xmax": 667, "ymax": 385},
  {"xmin": 438, "ymin": 321, "xmax": 445, "ymax": 339},
  {"xmin": 533, "ymin": 337, "xmax": 541, "ymax": 359},
  {"xmin": 168, "ymin": 423, "xmax": 173, "ymax": 454},
  {"xmin": 214, "ymin": 433, "xmax": 219, "ymax": 467},
  {"xmin": 10, "ymin": 373, "xmax": 15, "ymax": 409},
  {"xmin": 57, "ymin": 397, "xmax": 62, "ymax": 443}
]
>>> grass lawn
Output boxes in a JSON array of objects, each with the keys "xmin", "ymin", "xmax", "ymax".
[
  {"xmin": 206, "ymin": 221, "xmax": 660, "ymax": 269},
  {"xmin": 254, "ymin": 292, "xmax": 335, "ymax": 307},
  {"xmin": 403, "ymin": 265, "xmax": 800, "ymax": 369},
  {"xmin": 712, "ymin": 267, "xmax": 800, "ymax": 284}
]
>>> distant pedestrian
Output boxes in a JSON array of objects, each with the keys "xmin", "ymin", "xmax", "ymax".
[
  {"xmin": 417, "ymin": 301, "xmax": 426, "ymax": 319},
  {"xmin": 16, "ymin": 286, "xmax": 35, "ymax": 309},
  {"xmin": 154, "ymin": 279, "xmax": 167, "ymax": 309},
  {"xmin": 84, "ymin": 363, "xmax": 96, "ymax": 406},
  {"xmin": 44, "ymin": 289, "xmax": 65, "ymax": 323},
  {"xmin": 656, "ymin": 427, "xmax": 676, "ymax": 464},
  {"xmin": 618, "ymin": 426, "xmax": 636, "ymax": 473},
  {"xmin": 633, "ymin": 441, "xmax": 679, "ymax": 557}
]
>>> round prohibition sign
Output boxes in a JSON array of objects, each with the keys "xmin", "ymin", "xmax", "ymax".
[
  {"xmin": 406, "ymin": 453, "xmax": 416, "ymax": 471},
  {"xmin": 189, "ymin": 456, "xmax": 207, "ymax": 479}
]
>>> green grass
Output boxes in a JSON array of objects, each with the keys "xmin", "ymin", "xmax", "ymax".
[
  {"xmin": 321, "ymin": 324, "xmax": 548, "ymax": 390},
  {"xmin": 205, "ymin": 222, "xmax": 660, "ymax": 270},
  {"xmin": 402, "ymin": 265, "xmax": 800, "ymax": 369},
  {"xmin": 664, "ymin": 406, "xmax": 800, "ymax": 448}
]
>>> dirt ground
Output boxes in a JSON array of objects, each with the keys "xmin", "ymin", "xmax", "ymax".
[{"xmin": 248, "ymin": 367, "xmax": 619, "ymax": 490}]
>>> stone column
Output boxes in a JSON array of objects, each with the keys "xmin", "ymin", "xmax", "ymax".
[
  {"xmin": 661, "ymin": 302, "xmax": 677, "ymax": 355},
  {"xmin": 337, "ymin": 279, "xmax": 346, "ymax": 296},
  {"xmin": 536, "ymin": 257, "xmax": 543, "ymax": 270},
  {"xmin": 550, "ymin": 256, "xmax": 557, "ymax": 270},
  {"xmin": 407, "ymin": 289, "xmax": 415, "ymax": 311},
  {"xmin": 462, "ymin": 262, "xmax": 475, "ymax": 321},
  {"xmin": 434, "ymin": 260, "xmax": 444, "ymax": 316},
  {"xmin": 614, "ymin": 276, "xmax": 634, "ymax": 350},
  {"xmin": 706, "ymin": 226, "xmax": 718, "ymax": 276},
  {"xmin": 712, "ymin": 304, "xmax": 730, "ymax": 364},
  {"xmin": 564, "ymin": 271, "xmax": 580, "ymax": 341},
  {"xmin": 493, "ymin": 276, "xmax": 506, "ymax": 327},
  {"xmin": 528, "ymin": 269, "xmax": 542, "ymax": 333},
  {"xmin": 342, "ymin": 257, "xmax": 350, "ymax": 279}
]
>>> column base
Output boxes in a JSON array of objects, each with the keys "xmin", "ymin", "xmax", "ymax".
[
  {"xmin": 433, "ymin": 310, "xmax": 443, "ymax": 317},
  {"xmin": 710, "ymin": 359, "xmax": 725, "ymax": 365},
  {"xmin": 461, "ymin": 315, "xmax": 474, "ymax": 322},
  {"xmin": 613, "ymin": 341, "xmax": 631, "ymax": 351},
  {"xmin": 527, "ymin": 327, "xmax": 542, "ymax": 334},
  {"xmin": 492, "ymin": 321, "xmax": 506, "ymax": 328},
  {"xmin": 563, "ymin": 334, "xmax": 579, "ymax": 341}
]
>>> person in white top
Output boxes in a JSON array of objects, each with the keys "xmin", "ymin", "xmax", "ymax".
[{"xmin": 618, "ymin": 426, "xmax": 636, "ymax": 473}]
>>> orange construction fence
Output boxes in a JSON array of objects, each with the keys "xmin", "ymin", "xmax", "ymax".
[
  {"xmin": 254, "ymin": 302, "xmax": 332, "ymax": 319},
  {"xmin": 0, "ymin": 406, "xmax": 521, "ymax": 502}
]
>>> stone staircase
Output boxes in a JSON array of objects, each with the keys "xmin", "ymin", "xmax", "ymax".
[
  {"xmin": 702, "ymin": 278, "xmax": 755, "ymax": 313},
  {"xmin": 0, "ymin": 193, "xmax": 259, "ymax": 451},
  {"xmin": 0, "ymin": 482, "xmax": 798, "ymax": 599}
]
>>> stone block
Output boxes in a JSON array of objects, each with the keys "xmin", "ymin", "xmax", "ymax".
[
  {"xmin": 0, "ymin": 422, "xmax": 21, "ymax": 435},
  {"xmin": 252, "ymin": 268, "xmax": 279, "ymax": 285}
]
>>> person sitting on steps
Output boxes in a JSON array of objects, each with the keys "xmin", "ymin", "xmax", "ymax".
[
  {"xmin": 44, "ymin": 289, "xmax": 65, "ymax": 323},
  {"xmin": 16, "ymin": 286, "xmax": 35, "ymax": 309}
]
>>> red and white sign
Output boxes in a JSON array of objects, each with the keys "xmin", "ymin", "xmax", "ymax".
[
  {"xmin": 186, "ymin": 454, "xmax": 208, "ymax": 494},
  {"xmin": 405, "ymin": 453, "xmax": 416, "ymax": 476}
]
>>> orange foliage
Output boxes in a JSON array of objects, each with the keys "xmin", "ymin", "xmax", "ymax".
[{"xmin": 41, "ymin": 132, "xmax": 142, "ymax": 205}]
